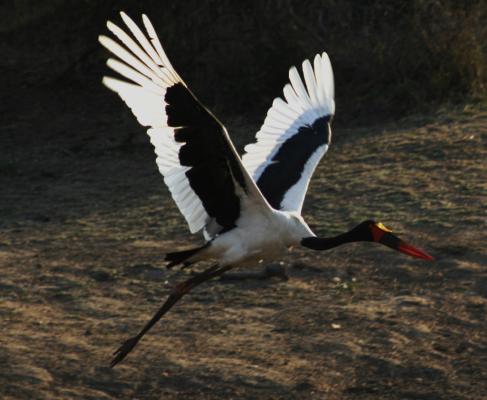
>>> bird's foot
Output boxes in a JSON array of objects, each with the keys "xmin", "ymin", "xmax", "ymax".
[{"xmin": 110, "ymin": 335, "xmax": 140, "ymax": 368}]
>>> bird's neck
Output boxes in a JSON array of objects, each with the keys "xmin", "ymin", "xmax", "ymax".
[{"xmin": 300, "ymin": 230, "xmax": 359, "ymax": 251}]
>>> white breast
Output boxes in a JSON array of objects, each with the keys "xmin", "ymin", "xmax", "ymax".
[{"xmin": 208, "ymin": 209, "xmax": 314, "ymax": 267}]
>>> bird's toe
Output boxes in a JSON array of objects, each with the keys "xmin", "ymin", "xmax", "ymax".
[{"xmin": 110, "ymin": 336, "xmax": 139, "ymax": 368}]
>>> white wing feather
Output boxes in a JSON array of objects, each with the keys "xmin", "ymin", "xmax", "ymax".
[
  {"xmin": 99, "ymin": 13, "xmax": 208, "ymax": 234},
  {"xmin": 100, "ymin": 13, "xmax": 271, "ymax": 237},
  {"xmin": 242, "ymin": 52, "xmax": 335, "ymax": 213}
]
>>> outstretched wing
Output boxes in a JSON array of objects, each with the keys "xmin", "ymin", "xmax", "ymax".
[
  {"xmin": 242, "ymin": 53, "xmax": 335, "ymax": 213},
  {"xmin": 99, "ymin": 12, "xmax": 269, "ymax": 239}
]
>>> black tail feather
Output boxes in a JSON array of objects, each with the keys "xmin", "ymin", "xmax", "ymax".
[{"xmin": 165, "ymin": 244, "xmax": 209, "ymax": 269}]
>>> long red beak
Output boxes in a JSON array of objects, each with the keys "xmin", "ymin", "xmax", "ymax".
[
  {"xmin": 395, "ymin": 239, "xmax": 434, "ymax": 260},
  {"xmin": 376, "ymin": 231, "xmax": 434, "ymax": 261}
]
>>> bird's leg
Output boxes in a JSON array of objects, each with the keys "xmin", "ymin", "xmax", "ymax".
[{"xmin": 110, "ymin": 264, "xmax": 232, "ymax": 368}]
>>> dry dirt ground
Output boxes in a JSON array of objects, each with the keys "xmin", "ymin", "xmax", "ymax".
[{"xmin": 1, "ymin": 78, "xmax": 486, "ymax": 399}]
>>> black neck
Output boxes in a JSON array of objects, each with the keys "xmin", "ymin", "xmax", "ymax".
[{"xmin": 301, "ymin": 230, "xmax": 360, "ymax": 251}]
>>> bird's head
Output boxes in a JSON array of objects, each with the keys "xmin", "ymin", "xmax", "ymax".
[{"xmin": 352, "ymin": 220, "xmax": 434, "ymax": 260}]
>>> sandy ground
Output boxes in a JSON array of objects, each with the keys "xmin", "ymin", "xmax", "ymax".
[{"xmin": 1, "ymin": 73, "xmax": 486, "ymax": 399}]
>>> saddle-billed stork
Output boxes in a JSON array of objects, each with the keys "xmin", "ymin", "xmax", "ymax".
[{"xmin": 99, "ymin": 12, "xmax": 433, "ymax": 367}]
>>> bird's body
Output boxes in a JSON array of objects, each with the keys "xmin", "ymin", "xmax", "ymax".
[
  {"xmin": 198, "ymin": 210, "xmax": 313, "ymax": 267},
  {"xmin": 99, "ymin": 12, "xmax": 433, "ymax": 367}
]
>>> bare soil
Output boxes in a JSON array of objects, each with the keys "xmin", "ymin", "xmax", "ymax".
[{"xmin": 1, "ymin": 78, "xmax": 487, "ymax": 398}]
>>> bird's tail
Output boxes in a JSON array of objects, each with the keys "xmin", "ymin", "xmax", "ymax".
[{"xmin": 165, "ymin": 243, "xmax": 209, "ymax": 269}]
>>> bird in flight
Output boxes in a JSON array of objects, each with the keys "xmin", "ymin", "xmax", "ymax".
[{"xmin": 99, "ymin": 12, "xmax": 433, "ymax": 367}]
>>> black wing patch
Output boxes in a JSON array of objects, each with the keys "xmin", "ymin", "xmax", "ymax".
[
  {"xmin": 256, "ymin": 115, "xmax": 331, "ymax": 209},
  {"xmin": 166, "ymin": 83, "xmax": 247, "ymax": 232}
]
